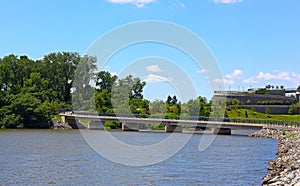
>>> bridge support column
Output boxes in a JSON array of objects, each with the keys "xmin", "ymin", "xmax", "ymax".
[
  {"xmin": 122, "ymin": 123, "xmax": 140, "ymax": 131},
  {"xmin": 165, "ymin": 124, "xmax": 182, "ymax": 133},
  {"xmin": 88, "ymin": 120, "xmax": 104, "ymax": 130},
  {"xmin": 195, "ymin": 126, "xmax": 206, "ymax": 131},
  {"xmin": 61, "ymin": 115, "xmax": 66, "ymax": 123},
  {"xmin": 212, "ymin": 128, "xmax": 231, "ymax": 135},
  {"xmin": 65, "ymin": 117, "xmax": 80, "ymax": 129},
  {"xmin": 296, "ymin": 93, "xmax": 300, "ymax": 103}
]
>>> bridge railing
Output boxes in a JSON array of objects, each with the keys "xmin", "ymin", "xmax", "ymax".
[
  {"xmin": 180, "ymin": 116, "xmax": 299, "ymax": 126},
  {"xmin": 69, "ymin": 111, "xmax": 299, "ymax": 127},
  {"xmin": 265, "ymin": 123, "xmax": 300, "ymax": 129}
]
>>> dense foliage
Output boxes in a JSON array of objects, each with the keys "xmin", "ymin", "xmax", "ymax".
[
  {"xmin": 0, "ymin": 53, "xmax": 213, "ymax": 129},
  {"xmin": 0, "ymin": 53, "xmax": 80, "ymax": 128},
  {"xmin": 7, "ymin": 53, "xmax": 298, "ymax": 129}
]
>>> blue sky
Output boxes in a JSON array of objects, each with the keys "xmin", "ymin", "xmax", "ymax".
[{"xmin": 1, "ymin": 0, "xmax": 300, "ymax": 101}]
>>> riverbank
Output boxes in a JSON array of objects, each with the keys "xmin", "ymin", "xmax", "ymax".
[{"xmin": 250, "ymin": 128, "xmax": 300, "ymax": 185}]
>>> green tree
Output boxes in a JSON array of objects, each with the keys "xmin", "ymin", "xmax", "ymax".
[
  {"xmin": 265, "ymin": 107, "xmax": 270, "ymax": 115},
  {"xmin": 210, "ymin": 98, "xmax": 226, "ymax": 118},
  {"xmin": 183, "ymin": 98, "xmax": 200, "ymax": 116},
  {"xmin": 255, "ymin": 88, "xmax": 268, "ymax": 94},
  {"xmin": 41, "ymin": 52, "xmax": 80, "ymax": 104},
  {"xmin": 111, "ymin": 75, "xmax": 148, "ymax": 115},
  {"xmin": 150, "ymin": 99, "xmax": 166, "ymax": 115},
  {"xmin": 232, "ymin": 98, "xmax": 240, "ymax": 110},
  {"xmin": 0, "ymin": 53, "xmax": 89, "ymax": 128},
  {"xmin": 95, "ymin": 89, "xmax": 114, "ymax": 114},
  {"xmin": 198, "ymin": 96, "xmax": 210, "ymax": 117},
  {"xmin": 0, "ymin": 94, "xmax": 54, "ymax": 128},
  {"xmin": 182, "ymin": 96, "xmax": 210, "ymax": 117},
  {"xmin": 1, "ymin": 55, "xmax": 36, "ymax": 94},
  {"xmin": 165, "ymin": 95, "xmax": 181, "ymax": 116},
  {"xmin": 96, "ymin": 71, "xmax": 117, "ymax": 93},
  {"xmin": 129, "ymin": 98, "xmax": 149, "ymax": 116},
  {"xmin": 245, "ymin": 110, "xmax": 248, "ymax": 118},
  {"xmin": 72, "ymin": 55, "xmax": 97, "ymax": 111},
  {"xmin": 166, "ymin": 95, "xmax": 178, "ymax": 106},
  {"xmin": 288, "ymin": 104, "xmax": 295, "ymax": 115}
]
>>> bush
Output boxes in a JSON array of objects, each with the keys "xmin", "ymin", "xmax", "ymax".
[
  {"xmin": 153, "ymin": 124, "xmax": 165, "ymax": 130},
  {"xmin": 104, "ymin": 121, "xmax": 121, "ymax": 129},
  {"xmin": 288, "ymin": 104, "xmax": 295, "ymax": 115}
]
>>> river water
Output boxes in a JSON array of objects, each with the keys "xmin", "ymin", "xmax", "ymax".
[{"xmin": 0, "ymin": 130, "xmax": 277, "ymax": 185}]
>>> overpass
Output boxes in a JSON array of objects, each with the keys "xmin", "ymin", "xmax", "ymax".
[
  {"xmin": 60, "ymin": 114, "xmax": 300, "ymax": 135},
  {"xmin": 284, "ymin": 88, "xmax": 300, "ymax": 93},
  {"xmin": 285, "ymin": 88, "xmax": 300, "ymax": 102}
]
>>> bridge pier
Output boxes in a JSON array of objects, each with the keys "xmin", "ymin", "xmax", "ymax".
[
  {"xmin": 212, "ymin": 128, "xmax": 231, "ymax": 135},
  {"xmin": 61, "ymin": 115, "xmax": 78, "ymax": 125},
  {"xmin": 65, "ymin": 117, "xmax": 80, "ymax": 129},
  {"xmin": 122, "ymin": 122, "xmax": 140, "ymax": 131},
  {"xmin": 195, "ymin": 126, "xmax": 206, "ymax": 131},
  {"xmin": 88, "ymin": 120, "xmax": 104, "ymax": 130},
  {"xmin": 165, "ymin": 123, "xmax": 182, "ymax": 133},
  {"xmin": 61, "ymin": 115, "xmax": 66, "ymax": 123},
  {"xmin": 296, "ymin": 93, "xmax": 300, "ymax": 103},
  {"xmin": 60, "ymin": 115, "xmax": 86, "ymax": 129}
]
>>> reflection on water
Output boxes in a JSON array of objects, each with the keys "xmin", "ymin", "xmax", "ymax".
[{"xmin": 0, "ymin": 130, "xmax": 277, "ymax": 185}]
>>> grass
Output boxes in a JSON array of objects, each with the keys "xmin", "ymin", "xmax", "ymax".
[
  {"xmin": 79, "ymin": 120, "xmax": 118, "ymax": 130},
  {"xmin": 153, "ymin": 124, "xmax": 165, "ymax": 130},
  {"xmin": 226, "ymin": 108, "xmax": 300, "ymax": 124},
  {"xmin": 104, "ymin": 121, "xmax": 121, "ymax": 129},
  {"xmin": 79, "ymin": 119, "xmax": 89, "ymax": 127}
]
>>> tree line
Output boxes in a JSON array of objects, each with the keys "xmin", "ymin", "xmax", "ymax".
[{"xmin": 0, "ymin": 52, "xmax": 212, "ymax": 129}]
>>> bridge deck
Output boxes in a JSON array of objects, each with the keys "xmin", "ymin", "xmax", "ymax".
[
  {"xmin": 61, "ymin": 114, "xmax": 300, "ymax": 131},
  {"xmin": 61, "ymin": 114, "xmax": 269, "ymax": 129}
]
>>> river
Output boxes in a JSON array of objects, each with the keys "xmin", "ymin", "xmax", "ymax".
[{"xmin": 0, "ymin": 130, "xmax": 277, "ymax": 185}]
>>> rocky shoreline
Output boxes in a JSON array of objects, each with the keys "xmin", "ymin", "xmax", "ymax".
[
  {"xmin": 250, "ymin": 128, "xmax": 300, "ymax": 186},
  {"xmin": 52, "ymin": 119, "xmax": 73, "ymax": 130}
]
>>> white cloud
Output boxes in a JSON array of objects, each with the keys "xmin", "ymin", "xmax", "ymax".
[
  {"xmin": 175, "ymin": 0, "xmax": 185, "ymax": 8},
  {"xmin": 225, "ymin": 69, "xmax": 243, "ymax": 79},
  {"xmin": 168, "ymin": 0, "xmax": 186, "ymax": 9},
  {"xmin": 197, "ymin": 69, "xmax": 208, "ymax": 73},
  {"xmin": 214, "ymin": 69, "xmax": 242, "ymax": 85},
  {"xmin": 144, "ymin": 74, "xmax": 172, "ymax": 83},
  {"xmin": 243, "ymin": 76, "xmax": 259, "ymax": 84},
  {"xmin": 111, "ymin": 72, "xmax": 118, "ymax": 76},
  {"xmin": 243, "ymin": 71, "xmax": 300, "ymax": 85},
  {"xmin": 107, "ymin": 0, "xmax": 155, "ymax": 7},
  {"xmin": 214, "ymin": 0, "xmax": 242, "ymax": 4},
  {"xmin": 146, "ymin": 64, "xmax": 163, "ymax": 72},
  {"xmin": 213, "ymin": 78, "xmax": 235, "ymax": 85}
]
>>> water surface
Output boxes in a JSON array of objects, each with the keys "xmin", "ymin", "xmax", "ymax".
[{"xmin": 0, "ymin": 130, "xmax": 277, "ymax": 185}]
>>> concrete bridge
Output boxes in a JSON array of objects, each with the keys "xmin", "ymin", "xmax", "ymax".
[
  {"xmin": 285, "ymin": 88, "xmax": 300, "ymax": 102},
  {"xmin": 60, "ymin": 114, "xmax": 300, "ymax": 135}
]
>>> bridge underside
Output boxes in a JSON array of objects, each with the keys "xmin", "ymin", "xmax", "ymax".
[
  {"xmin": 165, "ymin": 124, "xmax": 182, "ymax": 133},
  {"xmin": 60, "ymin": 114, "xmax": 264, "ymax": 135},
  {"xmin": 212, "ymin": 128, "xmax": 232, "ymax": 135},
  {"xmin": 122, "ymin": 123, "xmax": 140, "ymax": 131},
  {"xmin": 89, "ymin": 120, "xmax": 104, "ymax": 130}
]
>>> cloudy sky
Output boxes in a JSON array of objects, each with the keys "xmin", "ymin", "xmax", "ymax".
[{"xmin": 1, "ymin": 0, "xmax": 299, "ymax": 101}]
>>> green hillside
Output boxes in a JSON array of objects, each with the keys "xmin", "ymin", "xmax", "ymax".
[{"xmin": 226, "ymin": 108, "xmax": 299, "ymax": 123}]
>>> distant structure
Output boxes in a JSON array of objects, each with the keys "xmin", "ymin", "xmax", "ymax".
[{"xmin": 213, "ymin": 87, "xmax": 300, "ymax": 114}]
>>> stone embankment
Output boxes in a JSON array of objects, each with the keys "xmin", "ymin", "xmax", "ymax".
[
  {"xmin": 52, "ymin": 119, "xmax": 72, "ymax": 130},
  {"xmin": 250, "ymin": 128, "xmax": 300, "ymax": 186}
]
